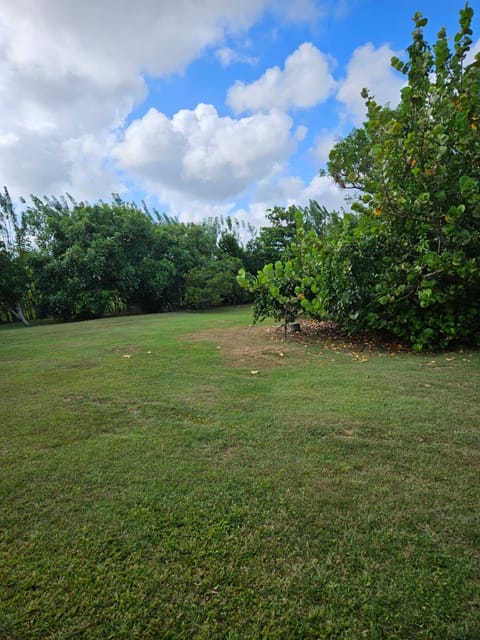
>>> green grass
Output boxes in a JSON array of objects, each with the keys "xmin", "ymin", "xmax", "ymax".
[{"xmin": 0, "ymin": 306, "xmax": 479, "ymax": 639}]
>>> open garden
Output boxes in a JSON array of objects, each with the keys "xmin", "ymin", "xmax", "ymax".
[
  {"xmin": 1, "ymin": 7, "xmax": 480, "ymax": 637},
  {"xmin": 0, "ymin": 306, "xmax": 479, "ymax": 638}
]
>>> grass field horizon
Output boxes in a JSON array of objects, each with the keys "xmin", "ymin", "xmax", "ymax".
[{"xmin": 1, "ymin": 306, "xmax": 479, "ymax": 639}]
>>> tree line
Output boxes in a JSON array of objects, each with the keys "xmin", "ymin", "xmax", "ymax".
[
  {"xmin": 2, "ymin": 5, "xmax": 479, "ymax": 350},
  {"xmin": 0, "ymin": 187, "xmax": 325, "ymax": 324}
]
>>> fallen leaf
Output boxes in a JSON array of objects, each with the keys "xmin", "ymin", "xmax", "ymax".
[
  {"xmin": 445, "ymin": 356, "xmax": 456, "ymax": 362},
  {"xmin": 250, "ymin": 370, "xmax": 259, "ymax": 375},
  {"xmin": 278, "ymin": 352, "xmax": 284, "ymax": 357},
  {"xmin": 122, "ymin": 354, "xmax": 132, "ymax": 358}
]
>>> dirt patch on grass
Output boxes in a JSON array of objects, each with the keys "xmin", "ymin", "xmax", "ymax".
[
  {"xmin": 111, "ymin": 344, "xmax": 142, "ymax": 355},
  {"xmin": 185, "ymin": 318, "xmax": 410, "ymax": 369},
  {"xmin": 185, "ymin": 323, "xmax": 293, "ymax": 368}
]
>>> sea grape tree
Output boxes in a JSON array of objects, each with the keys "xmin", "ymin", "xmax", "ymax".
[{"xmin": 325, "ymin": 4, "xmax": 480, "ymax": 349}]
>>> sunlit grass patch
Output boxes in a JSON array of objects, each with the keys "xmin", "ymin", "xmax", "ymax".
[{"xmin": 1, "ymin": 307, "xmax": 479, "ymax": 639}]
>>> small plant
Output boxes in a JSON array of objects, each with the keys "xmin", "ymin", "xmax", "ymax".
[{"xmin": 238, "ymin": 261, "xmax": 303, "ymax": 338}]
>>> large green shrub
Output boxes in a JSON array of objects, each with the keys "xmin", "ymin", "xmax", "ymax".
[
  {"xmin": 244, "ymin": 6, "xmax": 480, "ymax": 350},
  {"xmin": 323, "ymin": 5, "xmax": 480, "ymax": 349}
]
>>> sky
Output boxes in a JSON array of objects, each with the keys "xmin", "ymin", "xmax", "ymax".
[{"xmin": 0, "ymin": 0, "xmax": 479, "ymax": 229}]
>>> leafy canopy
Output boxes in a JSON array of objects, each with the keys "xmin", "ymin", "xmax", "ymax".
[
  {"xmin": 242, "ymin": 4, "xmax": 480, "ymax": 350},
  {"xmin": 321, "ymin": 4, "xmax": 479, "ymax": 349}
]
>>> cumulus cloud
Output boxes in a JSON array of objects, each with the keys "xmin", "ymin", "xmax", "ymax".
[
  {"xmin": 156, "ymin": 194, "xmax": 237, "ymax": 226},
  {"xmin": 1, "ymin": 0, "xmax": 267, "ymax": 80},
  {"xmin": 0, "ymin": 0, "xmax": 271, "ymax": 198},
  {"xmin": 0, "ymin": 128, "xmax": 126, "ymax": 200},
  {"xmin": 228, "ymin": 172, "xmax": 348, "ymax": 231},
  {"xmin": 336, "ymin": 43, "xmax": 404, "ymax": 125},
  {"xmin": 0, "ymin": 0, "xmax": 427, "ymax": 226},
  {"xmin": 227, "ymin": 42, "xmax": 336, "ymax": 113},
  {"xmin": 113, "ymin": 104, "xmax": 301, "ymax": 201},
  {"xmin": 254, "ymin": 172, "xmax": 347, "ymax": 211}
]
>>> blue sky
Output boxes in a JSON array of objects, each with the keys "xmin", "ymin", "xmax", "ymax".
[{"xmin": 0, "ymin": 0, "xmax": 478, "ymax": 229}]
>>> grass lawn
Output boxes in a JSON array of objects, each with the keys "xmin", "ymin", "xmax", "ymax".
[{"xmin": 0, "ymin": 306, "xmax": 479, "ymax": 639}]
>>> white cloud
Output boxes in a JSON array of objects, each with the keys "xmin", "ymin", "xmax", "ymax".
[
  {"xmin": 0, "ymin": 0, "xmax": 440, "ymax": 226},
  {"xmin": 227, "ymin": 42, "xmax": 337, "ymax": 113},
  {"xmin": 253, "ymin": 171, "xmax": 347, "ymax": 212},
  {"xmin": 216, "ymin": 47, "xmax": 259, "ymax": 67},
  {"xmin": 295, "ymin": 125, "xmax": 308, "ymax": 141},
  {"xmin": 1, "ymin": 0, "xmax": 268, "ymax": 80},
  {"xmin": 465, "ymin": 39, "xmax": 480, "ymax": 65},
  {"xmin": 62, "ymin": 134, "xmax": 127, "ymax": 201},
  {"xmin": 227, "ymin": 172, "xmax": 348, "ymax": 232},
  {"xmin": 159, "ymin": 195, "xmax": 237, "ymax": 226},
  {"xmin": 113, "ymin": 104, "xmax": 300, "ymax": 201},
  {"xmin": 271, "ymin": 0, "xmax": 323, "ymax": 24},
  {"xmin": 297, "ymin": 174, "xmax": 349, "ymax": 211},
  {"xmin": 229, "ymin": 202, "xmax": 271, "ymax": 235},
  {"xmin": 312, "ymin": 131, "xmax": 338, "ymax": 164},
  {"xmin": 0, "ymin": 0, "xmax": 271, "ymax": 198},
  {"xmin": 0, "ymin": 128, "xmax": 125, "ymax": 199},
  {"xmin": 336, "ymin": 43, "xmax": 404, "ymax": 125}
]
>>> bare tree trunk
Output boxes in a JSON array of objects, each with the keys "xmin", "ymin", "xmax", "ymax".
[{"xmin": 8, "ymin": 302, "xmax": 30, "ymax": 326}]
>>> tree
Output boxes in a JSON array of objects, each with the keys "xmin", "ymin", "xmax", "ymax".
[
  {"xmin": 238, "ymin": 202, "xmax": 343, "ymax": 336},
  {"xmin": 327, "ymin": 127, "xmax": 374, "ymax": 192},
  {"xmin": 321, "ymin": 4, "xmax": 480, "ymax": 349},
  {"xmin": 24, "ymin": 196, "xmax": 176, "ymax": 320},
  {"xmin": 184, "ymin": 255, "xmax": 244, "ymax": 309},
  {"xmin": 0, "ymin": 188, "xmax": 31, "ymax": 325},
  {"xmin": 246, "ymin": 205, "xmax": 300, "ymax": 270},
  {"xmin": 238, "ymin": 260, "xmax": 303, "ymax": 339}
]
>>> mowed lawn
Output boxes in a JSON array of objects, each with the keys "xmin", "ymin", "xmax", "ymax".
[{"xmin": 0, "ymin": 306, "xmax": 479, "ymax": 639}]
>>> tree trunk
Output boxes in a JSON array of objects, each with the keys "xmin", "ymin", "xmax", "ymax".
[{"xmin": 8, "ymin": 302, "xmax": 30, "ymax": 326}]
